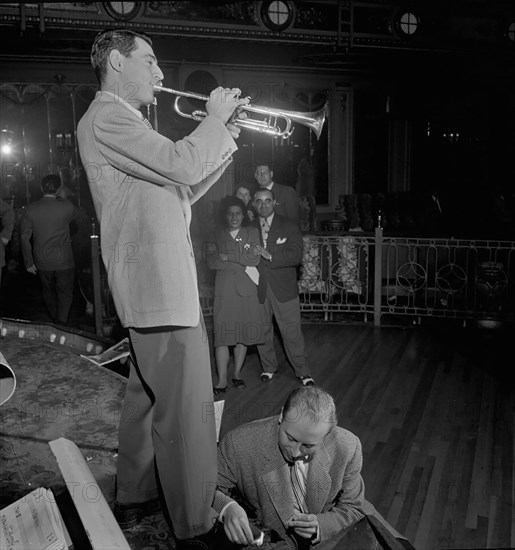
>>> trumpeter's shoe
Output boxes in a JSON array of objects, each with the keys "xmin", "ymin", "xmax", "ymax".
[{"xmin": 113, "ymin": 497, "xmax": 161, "ymax": 529}]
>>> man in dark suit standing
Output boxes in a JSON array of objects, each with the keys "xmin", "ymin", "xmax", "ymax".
[
  {"xmin": 20, "ymin": 175, "xmax": 76, "ymax": 324},
  {"xmin": 252, "ymin": 187, "xmax": 314, "ymax": 385},
  {"xmin": 255, "ymin": 162, "xmax": 300, "ymax": 225}
]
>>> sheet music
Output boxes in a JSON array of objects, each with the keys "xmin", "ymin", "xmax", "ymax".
[{"xmin": 0, "ymin": 488, "xmax": 66, "ymax": 550}]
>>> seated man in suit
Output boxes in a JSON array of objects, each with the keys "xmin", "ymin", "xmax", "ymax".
[{"xmin": 213, "ymin": 386, "xmax": 413, "ymax": 549}]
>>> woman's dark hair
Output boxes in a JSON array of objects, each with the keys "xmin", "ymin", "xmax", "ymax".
[
  {"xmin": 218, "ymin": 195, "xmax": 248, "ymax": 228},
  {"xmin": 234, "ymin": 181, "xmax": 257, "ymax": 200}
]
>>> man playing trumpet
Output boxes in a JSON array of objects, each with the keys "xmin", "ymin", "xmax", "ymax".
[{"xmin": 77, "ymin": 29, "xmax": 248, "ymax": 549}]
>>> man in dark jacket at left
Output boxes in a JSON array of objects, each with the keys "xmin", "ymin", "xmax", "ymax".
[{"xmin": 20, "ymin": 174, "xmax": 76, "ymax": 324}]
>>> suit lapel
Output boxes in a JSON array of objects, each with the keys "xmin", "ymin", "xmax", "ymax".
[
  {"xmin": 262, "ymin": 463, "xmax": 296, "ymax": 527},
  {"xmin": 305, "ymin": 441, "xmax": 332, "ymax": 514},
  {"xmin": 255, "ymin": 219, "xmax": 265, "ymax": 247},
  {"xmin": 267, "ymin": 215, "xmax": 280, "ymax": 245},
  {"xmin": 261, "ymin": 421, "xmax": 296, "ymax": 528}
]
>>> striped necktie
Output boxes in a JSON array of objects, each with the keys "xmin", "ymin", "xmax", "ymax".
[
  {"xmin": 290, "ymin": 460, "xmax": 308, "ymax": 514},
  {"xmin": 261, "ymin": 218, "xmax": 270, "ymax": 247},
  {"xmin": 142, "ymin": 116, "xmax": 153, "ymax": 130}
]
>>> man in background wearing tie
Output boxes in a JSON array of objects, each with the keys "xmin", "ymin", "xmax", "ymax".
[
  {"xmin": 255, "ymin": 162, "xmax": 300, "ymax": 225},
  {"xmin": 212, "ymin": 386, "xmax": 411, "ymax": 548},
  {"xmin": 253, "ymin": 187, "xmax": 314, "ymax": 386},
  {"xmin": 77, "ymin": 29, "xmax": 248, "ymax": 549}
]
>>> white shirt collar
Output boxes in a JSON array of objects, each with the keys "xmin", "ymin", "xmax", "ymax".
[
  {"xmin": 296, "ymin": 459, "xmax": 308, "ymax": 474},
  {"xmin": 260, "ymin": 213, "xmax": 275, "ymax": 226}
]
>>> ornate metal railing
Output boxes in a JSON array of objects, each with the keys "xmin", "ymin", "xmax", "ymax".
[
  {"xmin": 375, "ymin": 232, "xmax": 515, "ymax": 325},
  {"xmin": 297, "ymin": 229, "xmax": 515, "ymax": 325},
  {"xmin": 297, "ymin": 233, "xmax": 374, "ymax": 321},
  {"xmin": 90, "ymin": 229, "xmax": 515, "ymax": 331}
]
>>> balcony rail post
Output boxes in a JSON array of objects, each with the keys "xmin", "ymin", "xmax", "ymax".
[
  {"xmin": 90, "ymin": 218, "xmax": 103, "ymax": 337},
  {"xmin": 374, "ymin": 226, "xmax": 383, "ymax": 326}
]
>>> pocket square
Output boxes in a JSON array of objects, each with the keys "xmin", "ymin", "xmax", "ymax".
[{"xmin": 276, "ymin": 237, "xmax": 287, "ymax": 244}]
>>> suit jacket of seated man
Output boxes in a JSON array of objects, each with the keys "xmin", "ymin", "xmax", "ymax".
[
  {"xmin": 254, "ymin": 212, "xmax": 303, "ymax": 304},
  {"xmin": 267, "ymin": 182, "xmax": 300, "ymax": 225},
  {"xmin": 213, "ymin": 415, "xmax": 404, "ymax": 547}
]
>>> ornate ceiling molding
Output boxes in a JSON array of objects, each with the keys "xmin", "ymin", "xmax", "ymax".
[
  {"xmin": 0, "ymin": 1, "xmax": 513, "ymax": 70},
  {"xmin": 0, "ymin": 1, "xmax": 336, "ymax": 45}
]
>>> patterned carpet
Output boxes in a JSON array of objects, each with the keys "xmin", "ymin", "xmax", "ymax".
[{"xmin": 0, "ymin": 333, "xmax": 176, "ymax": 550}]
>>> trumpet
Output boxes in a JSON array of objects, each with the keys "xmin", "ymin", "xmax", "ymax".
[{"xmin": 153, "ymin": 85, "xmax": 327, "ymax": 140}]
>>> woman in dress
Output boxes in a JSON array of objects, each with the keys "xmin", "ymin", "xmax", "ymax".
[{"xmin": 208, "ymin": 196, "xmax": 265, "ymax": 396}]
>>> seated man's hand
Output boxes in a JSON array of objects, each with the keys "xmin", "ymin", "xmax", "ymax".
[
  {"xmin": 288, "ymin": 513, "xmax": 319, "ymax": 539},
  {"xmin": 26, "ymin": 265, "xmax": 37, "ymax": 275},
  {"xmin": 223, "ymin": 502, "xmax": 258, "ymax": 546}
]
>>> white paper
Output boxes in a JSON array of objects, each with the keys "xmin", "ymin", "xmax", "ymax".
[
  {"xmin": 213, "ymin": 399, "xmax": 225, "ymax": 442},
  {"xmin": 245, "ymin": 265, "xmax": 260, "ymax": 285},
  {"xmin": 80, "ymin": 338, "xmax": 130, "ymax": 367},
  {"xmin": 0, "ymin": 488, "xmax": 66, "ymax": 550}
]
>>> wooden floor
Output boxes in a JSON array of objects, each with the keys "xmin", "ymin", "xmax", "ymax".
[{"xmin": 212, "ymin": 320, "xmax": 514, "ymax": 550}]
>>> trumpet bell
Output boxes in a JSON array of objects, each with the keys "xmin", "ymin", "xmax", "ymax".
[{"xmin": 285, "ymin": 102, "xmax": 328, "ymax": 140}]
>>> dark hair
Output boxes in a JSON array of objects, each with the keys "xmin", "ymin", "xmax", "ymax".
[
  {"xmin": 252, "ymin": 187, "xmax": 275, "ymax": 201},
  {"xmin": 255, "ymin": 160, "xmax": 274, "ymax": 169},
  {"xmin": 234, "ymin": 180, "xmax": 256, "ymax": 195},
  {"xmin": 41, "ymin": 175, "xmax": 61, "ymax": 195},
  {"xmin": 218, "ymin": 195, "xmax": 248, "ymax": 227},
  {"xmin": 283, "ymin": 387, "xmax": 337, "ymax": 427},
  {"xmin": 234, "ymin": 181, "xmax": 257, "ymax": 205},
  {"xmin": 91, "ymin": 29, "xmax": 152, "ymax": 84}
]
